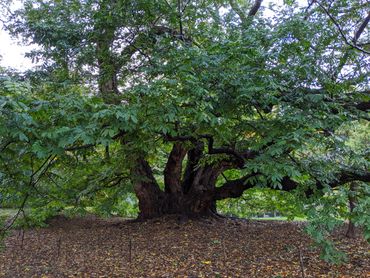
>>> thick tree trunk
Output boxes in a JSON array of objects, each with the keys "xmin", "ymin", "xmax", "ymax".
[
  {"xmin": 132, "ymin": 142, "xmax": 220, "ymax": 219},
  {"xmin": 135, "ymin": 184, "xmax": 217, "ymax": 219},
  {"xmin": 134, "ymin": 189, "xmax": 217, "ymax": 219},
  {"xmin": 132, "ymin": 158, "xmax": 165, "ymax": 219},
  {"xmin": 131, "ymin": 140, "xmax": 370, "ymax": 220}
]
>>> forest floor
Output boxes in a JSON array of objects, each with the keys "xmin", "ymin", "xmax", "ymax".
[{"xmin": 0, "ymin": 215, "xmax": 369, "ymax": 277}]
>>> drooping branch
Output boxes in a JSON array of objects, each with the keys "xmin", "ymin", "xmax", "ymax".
[
  {"xmin": 278, "ymin": 87, "xmax": 370, "ymax": 112},
  {"xmin": 214, "ymin": 169, "xmax": 370, "ymax": 201},
  {"xmin": 0, "ymin": 140, "xmax": 14, "ymax": 152},
  {"xmin": 0, "ymin": 194, "xmax": 29, "ymax": 234}
]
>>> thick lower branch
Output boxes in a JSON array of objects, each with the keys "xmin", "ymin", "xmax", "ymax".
[
  {"xmin": 182, "ymin": 141, "xmax": 204, "ymax": 193},
  {"xmin": 164, "ymin": 142, "xmax": 187, "ymax": 194},
  {"xmin": 214, "ymin": 170, "xmax": 370, "ymax": 200},
  {"xmin": 214, "ymin": 173, "xmax": 258, "ymax": 200}
]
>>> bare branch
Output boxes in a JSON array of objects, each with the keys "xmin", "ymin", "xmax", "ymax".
[
  {"xmin": 248, "ymin": 0, "xmax": 263, "ymax": 17},
  {"xmin": 316, "ymin": 1, "xmax": 370, "ymax": 55},
  {"xmin": 0, "ymin": 194, "xmax": 29, "ymax": 234},
  {"xmin": 354, "ymin": 11, "xmax": 370, "ymax": 44}
]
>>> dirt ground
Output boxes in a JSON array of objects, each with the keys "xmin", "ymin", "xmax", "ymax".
[{"xmin": 0, "ymin": 215, "xmax": 369, "ymax": 277}]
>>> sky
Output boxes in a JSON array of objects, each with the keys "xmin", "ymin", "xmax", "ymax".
[
  {"xmin": 0, "ymin": 0, "xmax": 36, "ymax": 70},
  {"xmin": 0, "ymin": 0, "xmax": 303, "ymax": 71}
]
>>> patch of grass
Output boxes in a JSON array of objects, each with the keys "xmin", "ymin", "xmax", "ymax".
[
  {"xmin": 0, "ymin": 209, "xmax": 24, "ymax": 227},
  {"xmin": 250, "ymin": 216, "xmax": 306, "ymax": 221},
  {"xmin": 0, "ymin": 209, "xmax": 18, "ymax": 219}
]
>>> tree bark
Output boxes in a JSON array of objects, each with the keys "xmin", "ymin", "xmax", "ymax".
[
  {"xmin": 132, "ymin": 142, "xmax": 221, "ymax": 219},
  {"xmin": 132, "ymin": 158, "xmax": 165, "ymax": 219},
  {"xmin": 131, "ymin": 139, "xmax": 370, "ymax": 219}
]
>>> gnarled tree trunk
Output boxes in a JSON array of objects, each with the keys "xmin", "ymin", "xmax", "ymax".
[
  {"xmin": 132, "ymin": 142, "xmax": 223, "ymax": 219},
  {"xmin": 131, "ymin": 139, "xmax": 370, "ymax": 220}
]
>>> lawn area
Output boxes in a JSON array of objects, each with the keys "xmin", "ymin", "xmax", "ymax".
[
  {"xmin": 250, "ymin": 216, "xmax": 307, "ymax": 221},
  {"xmin": 0, "ymin": 209, "xmax": 17, "ymax": 221}
]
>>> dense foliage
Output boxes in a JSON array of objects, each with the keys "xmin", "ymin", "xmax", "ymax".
[{"xmin": 0, "ymin": 0, "xmax": 369, "ymax": 263}]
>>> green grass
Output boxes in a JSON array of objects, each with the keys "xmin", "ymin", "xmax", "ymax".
[
  {"xmin": 0, "ymin": 209, "xmax": 18, "ymax": 217},
  {"xmin": 0, "ymin": 209, "xmax": 18, "ymax": 221},
  {"xmin": 250, "ymin": 216, "xmax": 307, "ymax": 221}
]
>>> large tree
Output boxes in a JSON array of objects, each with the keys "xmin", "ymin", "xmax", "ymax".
[{"xmin": 1, "ymin": 0, "xmax": 369, "ymax": 222}]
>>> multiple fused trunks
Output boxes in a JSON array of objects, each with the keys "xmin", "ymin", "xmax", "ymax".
[{"xmin": 132, "ymin": 137, "xmax": 370, "ymax": 219}]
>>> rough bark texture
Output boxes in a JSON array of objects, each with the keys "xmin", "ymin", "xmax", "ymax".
[
  {"xmin": 132, "ymin": 141, "xmax": 221, "ymax": 219},
  {"xmin": 132, "ymin": 158, "xmax": 165, "ymax": 219},
  {"xmin": 131, "ymin": 139, "xmax": 370, "ymax": 219}
]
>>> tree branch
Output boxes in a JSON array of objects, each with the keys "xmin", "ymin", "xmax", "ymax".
[
  {"xmin": 0, "ymin": 194, "xmax": 29, "ymax": 234},
  {"xmin": 0, "ymin": 141, "xmax": 14, "ymax": 152},
  {"xmin": 164, "ymin": 142, "xmax": 188, "ymax": 194},
  {"xmin": 182, "ymin": 141, "xmax": 204, "ymax": 193},
  {"xmin": 202, "ymin": 135, "xmax": 259, "ymax": 167},
  {"xmin": 354, "ymin": 11, "xmax": 370, "ymax": 44},
  {"xmin": 214, "ymin": 173, "xmax": 258, "ymax": 200},
  {"xmin": 316, "ymin": 1, "xmax": 370, "ymax": 55},
  {"xmin": 248, "ymin": 0, "xmax": 263, "ymax": 17},
  {"xmin": 228, "ymin": 0, "xmax": 248, "ymax": 23},
  {"xmin": 214, "ymin": 169, "xmax": 370, "ymax": 200},
  {"xmin": 280, "ymin": 87, "xmax": 370, "ymax": 112}
]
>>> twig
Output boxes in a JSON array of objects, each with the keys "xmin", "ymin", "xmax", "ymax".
[
  {"xmin": 56, "ymin": 236, "xmax": 62, "ymax": 258},
  {"xmin": 18, "ymin": 229, "xmax": 25, "ymax": 251},
  {"xmin": 0, "ymin": 141, "xmax": 13, "ymax": 152},
  {"xmin": 221, "ymin": 238, "xmax": 228, "ymax": 275},
  {"xmin": 0, "ymin": 194, "xmax": 29, "ymax": 234},
  {"xmin": 298, "ymin": 245, "xmax": 305, "ymax": 278}
]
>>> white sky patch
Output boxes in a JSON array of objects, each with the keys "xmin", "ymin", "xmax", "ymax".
[
  {"xmin": 0, "ymin": 28, "xmax": 36, "ymax": 70},
  {"xmin": 0, "ymin": 0, "xmax": 307, "ymax": 71}
]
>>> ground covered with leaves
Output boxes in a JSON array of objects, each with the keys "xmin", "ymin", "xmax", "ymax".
[{"xmin": 0, "ymin": 215, "xmax": 369, "ymax": 277}]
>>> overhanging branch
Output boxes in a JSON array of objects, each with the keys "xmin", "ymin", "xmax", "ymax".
[{"xmin": 214, "ymin": 169, "xmax": 370, "ymax": 201}]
